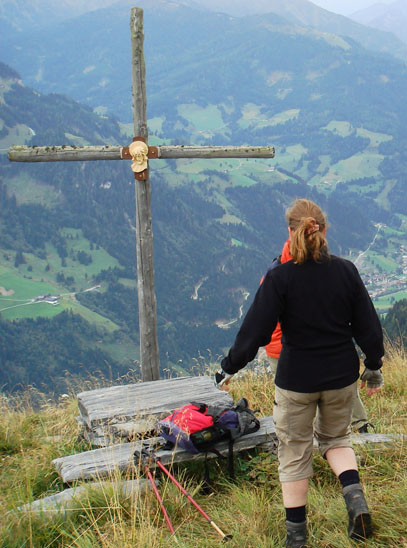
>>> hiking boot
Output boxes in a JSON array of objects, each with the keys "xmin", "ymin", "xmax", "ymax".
[
  {"xmin": 342, "ymin": 483, "xmax": 372, "ymax": 539},
  {"xmin": 285, "ymin": 520, "xmax": 307, "ymax": 548},
  {"xmin": 357, "ymin": 422, "xmax": 376, "ymax": 434}
]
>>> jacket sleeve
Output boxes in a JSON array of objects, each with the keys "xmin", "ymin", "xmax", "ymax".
[
  {"xmin": 221, "ymin": 273, "xmax": 284, "ymax": 375},
  {"xmin": 350, "ymin": 265, "xmax": 384, "ymax": 370}
]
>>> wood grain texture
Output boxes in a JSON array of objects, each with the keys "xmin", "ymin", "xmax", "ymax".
[
  {"xmin": 8, "ymin": 145, "xmax": 275, "ymax": 162},
  {"xmin": 77, "ymin": 376, "xmax": 233, "ymax": 430}
]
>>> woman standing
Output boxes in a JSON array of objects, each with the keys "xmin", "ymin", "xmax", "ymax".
[
  {"xmin": 215, "ymin": 199, "xmax": 384, "ymax": 547},
  {"xmin": 262, "ymin": 239, "xmax": 373, "ymax": 434}
]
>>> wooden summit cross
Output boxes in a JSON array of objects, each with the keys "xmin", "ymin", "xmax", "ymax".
[{"xmin": 8, "ymin": 7, "xmax": 275, "ymax": 383}]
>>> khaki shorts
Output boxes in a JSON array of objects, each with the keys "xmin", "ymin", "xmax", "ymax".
[{"xmin": 273, "ymin": 382, "xmax": 357, "ymax": 482}]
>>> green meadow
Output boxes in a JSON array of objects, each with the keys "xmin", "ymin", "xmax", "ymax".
[
  {"xmin": 177, "ymin": 103, "xmax": 227, "ymax": 137},
  {"xmin": 0, "ymin": 267, "xmax": 118, "ymax": 330},
  {"xmin": 231, "ymin": 238, "xmax": 248, "ymax": 248},
  {"xmin": 159, "ymin": 157, "xmax": 275, "ymax": 189},
  {"xmin": 374, "ymin": 290, "xmax": 407, "ymax": 311},
  {"xmin": 238, "ymin": 106, "xmax": 300, "ymax": 130},
  {"xmin": 366, "ymin": 251, "xmax": 400, "ymax": 272},
  {"xmin": 324, "ymin": 120, "xmax": 354, "ymax": 137},
  {"xmin": 323, "ymin": 122, "xmax": 392, "ymax": 147},
  {"xmin": 0, "ymin": 227, "xmax": 120, "ymax": 330},
  {"xmin": 356, "ymin": 127, "xmax": 393, "ymax": 147},
  {"xmin": 0, "ymin": 268, "xmax": 61, "ymax": 320},
  {"xmin": 0, "ymin": 266, "xmax": 57, "ymax": 300},
  {"xmin": 64, "ymin": 132, "xmax": 89, "ymax": 146},
  {"xmin": 5, "ymin": 173, "xmax": 63, "ymax": 207},
  {"xmin": 275, "ymin": 144, "xmax": 308, "ymax": 173},
  {"xmin": 0, "ymin": 123, "xmax": 34, "ymax": 148},
  {"xmin": 310, "ymin": 152, "xmax": 383, "ymax": 185}
]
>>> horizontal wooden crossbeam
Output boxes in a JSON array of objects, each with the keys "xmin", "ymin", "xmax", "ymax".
[{"xmin": 8, "ymin": 144, "xmax": 275, "ymax": 162}]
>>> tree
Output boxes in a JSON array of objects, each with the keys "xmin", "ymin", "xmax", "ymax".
[{"xmin": 14, "ymin": 250, "xmax": 26, "ymax": 267}]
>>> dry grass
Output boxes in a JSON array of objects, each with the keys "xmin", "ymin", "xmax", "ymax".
[{"xmin": 0, "ymin": 343, "xmax": 406, "ymax": 547}]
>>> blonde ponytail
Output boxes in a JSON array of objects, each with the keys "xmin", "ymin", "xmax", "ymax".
[{"xmin": 285, "ymin": 199, "xmax": 329, "ymax": 264}]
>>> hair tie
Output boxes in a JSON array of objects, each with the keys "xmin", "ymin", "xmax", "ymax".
[{"xmin": 306, "ymin": 218, "xmax": 319, "ymax": 235}]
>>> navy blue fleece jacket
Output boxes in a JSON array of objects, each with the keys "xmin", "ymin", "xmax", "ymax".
[{"xmin": 221, "ymin": 256, "xmax": 384, "ymax": 393}]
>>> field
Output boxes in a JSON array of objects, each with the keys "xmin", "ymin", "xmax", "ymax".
[
  {"xmin": 0, "ymin": 122, "xmax": 34, "ymax": 149},
  {"xmin": 311, "ymin": 152, "xmax": 384, "ymax": 185},
  {"xmin": 238, "ymin": 106, "xmax": 300, "ymax": 130},
  {"xmin": 177, "ymin": 104, "xmax": 229, "ymax": 139},
  {"xmin": 0, "ymin": 230, "xmax": 121, "ymax": 330},
  {"xmin": 5, "ymin": 173, "xmax": 63, "ymax": 207},
  {"xmin": 0, "ymin": 345, "xmax": 406, "ymax": 547},
  {"xmin": 374, "ymin": 290, "xmax": 407, "ymax": 312}
]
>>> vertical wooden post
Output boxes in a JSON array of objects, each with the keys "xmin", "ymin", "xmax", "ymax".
[{"xmin": 130, "ymin": 8, "xmax": 160, "ymax": 381}]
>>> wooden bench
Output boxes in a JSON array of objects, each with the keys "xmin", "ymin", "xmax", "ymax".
[
  {"xmin": 53, "ymin": 416, "xmax": 277, "ymax": 483},
  {"xmin": 76, "ymin": 376, "xmax": 233, "ymax": 446}
]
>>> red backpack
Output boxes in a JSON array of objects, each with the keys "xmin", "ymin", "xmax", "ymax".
[
  {"xmin": 156, "ymin": 399, "xmax": 260, "ymax": 482},
  {"xmin": 156, "ymin": 399, "xmax": 259, "ymax": 455}
]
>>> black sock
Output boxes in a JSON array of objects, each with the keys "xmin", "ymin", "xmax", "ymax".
[
  {"xmin": 338, "ymin": 469, "xmax": 360, "ymax": 488},
  {"xmin": 285, "ymin": 505, "xmax": 306, "ymax": 523}
]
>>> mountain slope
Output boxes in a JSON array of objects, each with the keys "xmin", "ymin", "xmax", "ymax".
[
  {"xmin": 0, "ymin": 0, "xmax": 116, "ymax": 30},
  {"xmin": 2, "ymin": 0, "xmax": 402, "ymax": 121},
  {"xmin": 350, "ymin": 0, "xmax": 407, "ymax": 44},
  {"xmin": 1, "ymin": 58, "xmax": 393, "ymax": 391},
  {"xmin": 2, "ymin": 1, "xmax": 407, "ymax": 390},
  {"xmin": 185, "ymin": 0, "xmax": 407, "ymax": 59}
]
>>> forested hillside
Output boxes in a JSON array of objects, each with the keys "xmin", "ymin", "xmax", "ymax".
[
  {"xmin": 1, "ymin": 1, "xmax": 407, "ymax": 392},
  {"xmin": 382, "ymin": 298, "xmax": 407, "ymax": 348}
]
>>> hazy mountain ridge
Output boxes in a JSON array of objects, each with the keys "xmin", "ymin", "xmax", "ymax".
[
  {"xmin": 3, "ymin": 0, "xmax": 406, "ymax": 61},
  {"xmin": 350, "ymin": 0, "xmax": 407, "ymax": 44},
  {"xmin": 190, "ymin": 0, "xmax": 407, "ymax": 59},
  {"xmin": 1, "ymin": 0, "xmax": 407, "ymax": 123},
  {"xmin": 0, "ymin": 0, "xmax": 116, "ymax": 30}
]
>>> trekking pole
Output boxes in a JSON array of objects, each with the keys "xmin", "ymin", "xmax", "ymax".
[
  {"xmin": 134, "ymin": 450, "xmax": 179, "ymax": 544},
  {"xmin": 143, "ymin": 449, "xmax": 233, "ymax": 543}
]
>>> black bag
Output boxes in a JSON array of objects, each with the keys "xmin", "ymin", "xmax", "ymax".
[{"xmin": 156, "ymin": 398, "xmax": 260, "ymax": 481}]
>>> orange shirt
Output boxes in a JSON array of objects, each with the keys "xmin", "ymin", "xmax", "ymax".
[{"xmin": 262, "ymin": 240, "xmax": 292, "ymax": 358}]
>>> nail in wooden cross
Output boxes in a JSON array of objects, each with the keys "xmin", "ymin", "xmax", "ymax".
[{"xmin": 8, "ymin": 7, "xmax": 275, "ymax": 382}]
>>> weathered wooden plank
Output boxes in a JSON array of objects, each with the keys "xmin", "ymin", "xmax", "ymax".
[
  {"xmin": 78, "ymin": 416, "xmax": 158, "ymax": 447},
  {"xmin": 8, "ymin": 144, "xmax": 276, "ymax": 162},
  {"xmin": 349, "ymin": 432, "xmax": 405, "ymax": 445},
  {"xmin": 52, "ymin": 416, "xmax": 276, "ymax": 483},
  {"xmin": 17, "ymin": 479, "xmax": 151, "ymax": 515},
  {"xmin": 313, "ymin": 432, "xmax": 404, "ymax": 449},
  {"xmin": 77, "ymin": 376, "xmax": 233, "ymax": 430},
  {"xmin": 131, "ymin": 7, "xmax": 160, "ymax": 381},
  {"xmin": 157, "ymin": 145, "xmax": 275, "ymax": 159},
  {"xmin": 8, "ymin": 145, "xmax": 123, "ymax": 162},
  {"xmin": 78, "ymin": 421, "xmax": 116, "ymax": 447},
  {"xmin": 110, "ymin": 419, "xmax": 157, "ymax": 437}
]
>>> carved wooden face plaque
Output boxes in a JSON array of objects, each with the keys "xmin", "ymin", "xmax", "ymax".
[{"xmin": 129, "ymin": 140, "xmax": 149, "ymax": 172}]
